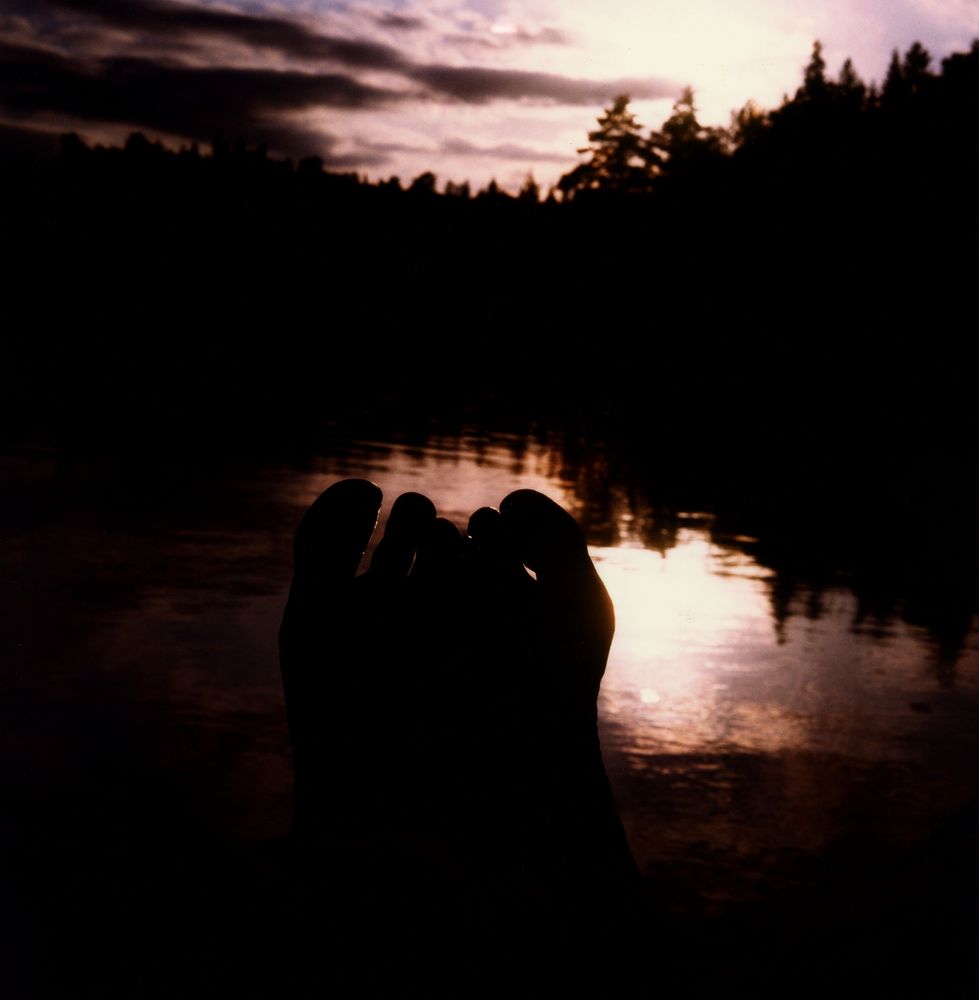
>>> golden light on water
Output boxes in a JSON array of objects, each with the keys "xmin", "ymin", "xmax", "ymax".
[
  {"xmin": 592, "ymin": 536, "xmax": 796, "ymax": 756},
  {"xmin": 595, "ymin": 536, "xmax": 769, "ymax": 655},
  {"xmin": 284, "ymin": 440, "xmax": 977, "ymax": 784},
  {"xmin": 80, "ymin": 434, "xmax": 978, "ymax": 874}
]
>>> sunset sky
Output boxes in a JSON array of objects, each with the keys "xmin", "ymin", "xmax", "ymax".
[{"xmin": 2, "ymin": 0, "xmax": 978, "ymax": 189}]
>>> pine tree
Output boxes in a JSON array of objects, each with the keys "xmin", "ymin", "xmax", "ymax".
[
  {"xmin": 882, "ymin": 49, "xmax": 906, "ymax": 109},
  {"xmin": 799, "ymin": 40, "xmax": 829, "ymax": 101},
  {"xmin": 730, "ymin": 100, "xmax": 768, "ymax": 148},
  {"xmin": 648, "ymin": 88, "xmax": 726, "ymax": 178},
  {"xmin": 557, "ymin": 95, "xmax": 655, "ymax": 198},
  {"xmin": 902, "ymin": 42, "xmax": 933, "ymax": 99},
  {"xmin": 518, "ymin": 172, "xmax": 540, "ymax": 204},
  {"xmin": 836, "ymin": 58, "xmax": 866, "ymax": 112}
]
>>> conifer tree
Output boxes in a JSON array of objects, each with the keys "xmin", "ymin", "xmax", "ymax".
[
  {"xmin": 557, "ymin": 95, "xmax": 656, "ymax": 197},
  {"xmin": 799, "ymin": 40, "xmax": 829, "ymax": 101},
  {"xmin": 648, "ymin": 88, "xmax": 726, "ymax": 178}
]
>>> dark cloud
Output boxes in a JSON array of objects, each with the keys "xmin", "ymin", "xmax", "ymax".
[
  {"xmin": 0, "ymin": 39, "xmax": 404, "ymax": 157},
  {"xmin": 494, "ymin": 28, "xmax": 570, "ymax": 45},
  {"xmin": 354, "ymin": 138, "xmax": 430, "ymax": 156},
  {"xmin": 440, "ymin": 137, "xmax": 569, "ymax": 162},
  {"xmin": 353, "ymin": 136, "xmax": 568, "ymax": 164},
  {"xmin": 504, "ymin": 26, "xmax": 570, "ymax": 46},
  {"xmin": 27, "ymin": 0, "xmax": 663, "ymax": 108},
  {"xmin": 0, "ymin": 0, "xmax": 676, "ymax": 164},
  {"xmin": 443, "ymin": 34, "xmax": 499, "ymax": 51},
  {"xmin": 324, "ymin": 148, "xmax": 390, "ymax": 168},
  {"xmin": 376, "ymin": 13, "xmax": 426, "ymax": 32},
  {"xmin": 35, "ymin": 0, "xmax": 410, "ymax": 71},
  {"xmin": 409, "ymin": 65, "xmax": 673, "ymax": 105},
  {"xmin": 445, "ymin": 25, "xmax": 569, "ymax": 50}
]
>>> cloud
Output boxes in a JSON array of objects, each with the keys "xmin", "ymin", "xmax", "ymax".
[
  {"xmin": 33, "ymin": 0, "xmax": 410, "ymax": 70},
  {"xmin": 408, "ymin": 65, "xmax": 674, "ymax": 105},
  {"xmin": 0, "ymin": 39, "xmax": 406, "ymax": 156},
  {"xmin": 496, "ymin": 26, "xmax": 570, "ymax": 46},
  {"xmin": 443, "ymin": 33, "xmax": 500, "ymax": 51},
  {"xmin": 375, "ymin": 13, "xmax": 426, "ymax": 32},
  {"xmin": 15, "ymin": 0, "xmax": 672, "ymax": 106},
  {"xmin": 439, "ymin": 137, "xmax": 569, "ymax": 162},
  {"xmin": 353, "ymin": 137, "xmax": 430, "ymax": 156},
  {"xmin": 445, "ymin": 24, "xmax": 570, "ymax": 50},
  {"xmin": 2, "ymin": 3, "xmax": 674, "ymax": 116},
  {"xmin": 321, "ymin": 146, "xmax": 391, "ymax": 169},
  {"xmin": 354, "ymin": 135, "xmax": 570, "ymax": 163},
  {"xmin": 0, "ymin": 0, "xmax": 676, "ymax": 170}
]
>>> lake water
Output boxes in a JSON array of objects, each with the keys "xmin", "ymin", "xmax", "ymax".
[{"xmin": 3, "ymin": 430, "xmax": 979, "ymax": 924}]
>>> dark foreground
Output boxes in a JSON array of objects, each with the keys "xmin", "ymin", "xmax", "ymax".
[{"xmin": 2, "ymin": 442, "xmax": 978, "ymax": 998}]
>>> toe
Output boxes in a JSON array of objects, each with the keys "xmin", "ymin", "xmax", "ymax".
[
  {"xmin": 412, "ymin": 517, "xmax": 463, "ymax": 579},
  {"xmin": 293, "ymin": 478, "xmax": 383, "ymax": 586},
  {"xmin": 369, "ymin": 492, "xmax": 437, "ymax": 578},
  {"xmin": 499, "ymin": 489, "xmax": 614, "ymax": 679},
  {"xmin": 498, "ymin": 490, "xmax": 590, "ymax": 579},
  {"xmin": 467, "ymin": 506, "xmax": 529, "ymax": 582}
]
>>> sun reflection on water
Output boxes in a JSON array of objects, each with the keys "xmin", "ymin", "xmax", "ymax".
[
  {"xmin": 289, "ymin": 437, "xmax": 978, "ymax": 771},
  {"xmin": 266, "ymin": 433, "xmax": 979, "ymax": 884},
  {"xmin": 592, "ymin": 535, "xmax": 793, "ymax": 758},
  {"xmin": 5, "ymin": 431, "xmax": 977, "ymax": 920}
]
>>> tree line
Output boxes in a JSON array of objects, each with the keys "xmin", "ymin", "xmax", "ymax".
[
  {"xmin": 4, "ymin": 36, "xmax": 976, "ymax": 458},
  {"xmin": 5, "ymin": 33, "xmax": 975, "ymax": 312},
  {"xmin": 558, "ymin": 39, "xmax": 979, "ymax": 195},
  {"xmin": 5, "ymin": 38, "xmax": 976, "ymax": 204}
]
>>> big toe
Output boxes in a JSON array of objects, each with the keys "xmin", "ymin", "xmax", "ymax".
[
  {"xmin": 499, "ymin": 489, "xmax": 614, "ymax": 655},
  {"xmin": 498, "ymin": 490, "xmax": 589, "ymax": 578},
  {"xmin": 294, "ymin": 478, "xmax": 383, "ymax": 583}
]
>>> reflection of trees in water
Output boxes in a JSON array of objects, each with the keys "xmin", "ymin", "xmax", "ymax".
[
  {"xmin": 475, "ymin": 422, "xmax": 977, "ymax": 675},
  {"xmin": 715, "ymin": 518, "xmax": 973, "ymax": 678}
]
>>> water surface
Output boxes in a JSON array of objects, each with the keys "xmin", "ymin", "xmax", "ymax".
[{"xmin": 3, "ymin": 431, "xmax": 978, "ymax": 919}]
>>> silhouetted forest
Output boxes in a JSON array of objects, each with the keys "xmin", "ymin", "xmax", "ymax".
[{"xmin": 3, "ymin": 39, "xmax": 978, "ymax": 655}]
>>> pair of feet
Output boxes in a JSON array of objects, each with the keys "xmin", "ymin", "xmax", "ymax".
[{"xmin": 279, "ymin": 479, "xmax": 635, "ymax": 882}]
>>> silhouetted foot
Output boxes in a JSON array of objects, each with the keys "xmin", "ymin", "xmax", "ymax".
[
  {"xmin": 280, "ymin": 479, "xmax": 636, "ymax": 871},
  {"xmin": 278, "ymin": 479, "xmax": 647, "ymax": 992}
]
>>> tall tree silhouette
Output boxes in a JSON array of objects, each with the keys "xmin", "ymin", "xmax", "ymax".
[
  {"xmin": 835, "ymin": 58, "xmax": 867, "ymax": 111},
  {"xmin": 882, "ymin": 49, "xmax": 906, "ymax": 109},
  {"xmin": 647, "ymin": 87, "xmax": 727, "ymax": 182},
  {"xmin": 903, "ymin": 42, "xmax": 934, "ymax": 99},
  {"xmin": 518, "ymin": 172, "xmax": 540, "ymax": 204},
  {"xmin": 730, "ymin": 100, "xmax": 769, "ymax": 148},
  {"xmin": 409, "ymin": 171, "xmax": 437, "ymax": 196},
  {"xmin": 557, "ymin": 95, "xmax": 656, "ymax": 198},
  {"xmin": 799, "ymin": 40, "xmax": 829, "ymax": 102},
  {"xmin": 882, "ymin": 43, "xmax": 935, "ymax": 111}
]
